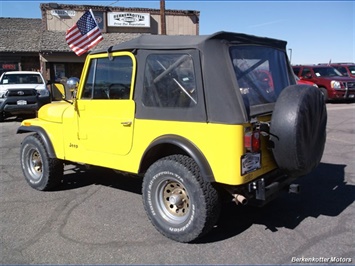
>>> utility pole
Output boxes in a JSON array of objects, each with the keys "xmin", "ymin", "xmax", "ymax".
[{"xmin": 160, "ymin": 0, "xmax": 166, "ymax": 35}]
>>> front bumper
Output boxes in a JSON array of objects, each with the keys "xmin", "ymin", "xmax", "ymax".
[
  {"xmin": 0, "ymin": 96, "xmax": 50, "ymax": 116},
  {"xmin": 331, "ymin": 89, "xmax": 355, "ymax": 99}
]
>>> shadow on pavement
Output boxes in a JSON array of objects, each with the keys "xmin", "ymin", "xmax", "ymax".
[
  {"xmin": 53, "ymin": 162, "xmax": 354, "ymax": 243},
  {"xmin": 56, "ymin": 165, "xmax": 143, "ymax": 195},
  {"xmin": 198, "ymin": 162, "xmax": 354, "ymax": 243}
]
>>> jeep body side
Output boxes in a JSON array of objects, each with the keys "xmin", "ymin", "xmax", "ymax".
[
  {"xmin": 292, "ymin": 65, "xmax": 355, "ymax": 101},
  {"xmin": 17, "ymin": 32, "xmax": 327, "ymax": 242}
]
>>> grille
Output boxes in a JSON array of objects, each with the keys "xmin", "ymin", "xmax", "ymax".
[
  {"xmin": 347, "ymin": 82, "xmax": 355, "ymax": 89},
  {"xmin": 6, "ymin": 89, "xmax": 37, "ymax": 97}
]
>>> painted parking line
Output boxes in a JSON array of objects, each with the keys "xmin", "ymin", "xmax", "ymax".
[
  {"xmin": 326, "ymin": 136, "xmax": 354, "ymax": 145},
  {"xmin": 326, "ymin": 104, "xmax": 355, "ymax": 111}
]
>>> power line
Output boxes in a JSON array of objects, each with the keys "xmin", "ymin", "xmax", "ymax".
[{"xmin": 107, "ymin": 1, "xmax": 119, "ymax": 6}]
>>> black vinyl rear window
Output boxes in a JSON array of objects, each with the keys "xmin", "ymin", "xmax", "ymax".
[{"xmin": 230, "ymin": 45, "xmax": 290, "ymax": 108}]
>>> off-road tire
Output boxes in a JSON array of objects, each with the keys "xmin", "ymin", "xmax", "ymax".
[
  {"xmin": 142, "ymin": 155, "xmax": 220, "ymax": 243},
  {"xmin": 319, "ymin": 87, "xmax": 328, "ymax": 102},
  {"xmin": 270, "ymin": 85, "xmax": 327, "ymax": 177},
  {"xmin": 20, "ymin": 134, "xmax": 63, "ymax": 191},
  {"xmin": 0, "ymin": 111, "xmax": 5, "ymax": 122}
]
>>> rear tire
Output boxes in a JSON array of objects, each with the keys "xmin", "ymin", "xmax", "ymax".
[
  {"xmin": 142, "ymin": 155, "xmax": 220, "ymax": 243},
  {"xmin": 20, "ymin": 134, "xmax": 63, "ymax": 191}
]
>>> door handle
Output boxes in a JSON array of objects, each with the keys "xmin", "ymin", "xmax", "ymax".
[{"xmin": 121, "ymin": 121, "xmax": 132, "ymax": 126}]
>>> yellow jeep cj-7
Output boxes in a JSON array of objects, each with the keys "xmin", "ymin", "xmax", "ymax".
[{"xmin": 17, "ymin": 32, "xmax": 327, "ymax": 242}]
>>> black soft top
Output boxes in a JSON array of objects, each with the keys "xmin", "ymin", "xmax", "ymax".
[
  {"xmin": 92, "ymin": 31, "xmax": 287, "ymax": 54},
  {"xmin": 91, "ymin": 32, "xmax": 290, "ymax": 124}
]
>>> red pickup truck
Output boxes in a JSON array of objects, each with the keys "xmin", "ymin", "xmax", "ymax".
[{"xmin": 292, "ymin": 65, "xmax": 355, "ymax": 101}]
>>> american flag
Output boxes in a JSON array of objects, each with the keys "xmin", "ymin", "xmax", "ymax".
[{"xmin": 66, "ymin": 9, "xmax": 103, "ymax": 56}]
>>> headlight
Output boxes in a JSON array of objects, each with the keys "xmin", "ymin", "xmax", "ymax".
[
  {"xmin": 37, "ymin": 89, "xmax": 50, "ymax": 97},
  {"xmin": 331, "ymin": 80, "xmax": 341, "ymax": 89},
  {"xmin": 0, "ymin": 90, "xmax": 7, "ymax": 98}
]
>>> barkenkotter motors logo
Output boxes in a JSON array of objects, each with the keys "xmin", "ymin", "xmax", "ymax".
[{"xmin": 291, "ymin": 257, "xmax": 352, "ymax": 263}]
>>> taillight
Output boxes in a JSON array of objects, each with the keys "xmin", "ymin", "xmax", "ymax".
[{"xmin": 244, "ymin": 130, "xmax": 261, "ymax": 152}]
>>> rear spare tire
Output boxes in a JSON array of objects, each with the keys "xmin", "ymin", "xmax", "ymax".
[{"xmin": 270, "ymin": 85, "xmax": 327, "ymax": 177}]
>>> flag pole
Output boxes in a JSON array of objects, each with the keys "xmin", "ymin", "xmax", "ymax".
[{"xmin": 89, "ymin": 9, "xmax": 99, "ymax": 28}]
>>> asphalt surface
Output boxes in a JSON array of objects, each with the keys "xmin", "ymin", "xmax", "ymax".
[{"xmin": 1, "ymin": 102, "xmax": 354, "ymax": 264}]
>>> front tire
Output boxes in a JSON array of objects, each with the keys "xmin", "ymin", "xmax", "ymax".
[
  {"xmin": 142, "ymin": 155, "xmax": 220, "ymax": 243},
  {"xmin": 0, "ymin": 111, "xmax": 5, "ymax": 122},
  {"xmin": 319, "ymin": 87, "xmax": 328, "ymax": 102},
  {"xmin": 20, "ymin": 134, "xmax": 63, "ymax": 191}
]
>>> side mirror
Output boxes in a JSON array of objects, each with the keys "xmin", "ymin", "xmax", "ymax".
[
  {"xmin": 67, "ymin": 77, "xmax": 80, "ymax": 99},
  {"xmin": 51, "ymin": 83, "xmax": 66, "ymax": 101}
]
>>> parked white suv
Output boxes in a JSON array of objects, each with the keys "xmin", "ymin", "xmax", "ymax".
[{"xmin": 0, "ymin": 71, "xmax": 51, "ymax": 121}]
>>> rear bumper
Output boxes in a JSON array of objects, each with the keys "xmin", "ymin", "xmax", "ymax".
[
  {"xmin": 247, "ymin": 169, "xmax": 296, "ymax": 206},
  {"xmin": 223, "ymin": 169, "xmax": 297, "ymax": 207}
]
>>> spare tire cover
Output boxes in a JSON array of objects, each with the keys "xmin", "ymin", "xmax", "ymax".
[{"xmin": 270, "ymin": 85, "xmax": 327, "ymax": 177}]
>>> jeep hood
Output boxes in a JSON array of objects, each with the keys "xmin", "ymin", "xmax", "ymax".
[{"xmin": 37, "ymin": 101, "xmax": 71, "ymax": 123}]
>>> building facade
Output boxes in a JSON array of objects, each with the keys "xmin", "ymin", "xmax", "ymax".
[
  {"xmin": 0, "ymin": 2, "xmax": 200, "ymax": 81},
  {"xmin": 0, "ymin": 18, "xmax": 42, "ymax": 75}
]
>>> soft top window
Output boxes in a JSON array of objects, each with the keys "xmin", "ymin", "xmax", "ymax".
[
  {"xmin": 143, "ymin": 53, "xmax": 197, "ymax": 108},
  {"xmin": 230, "ymin": 45, "xmax": 290, "ymax": 108}
]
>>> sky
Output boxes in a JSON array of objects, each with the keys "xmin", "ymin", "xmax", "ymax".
[{"xmin": 0, "ymin": 0, "xmax": 354, "ymax": 65}]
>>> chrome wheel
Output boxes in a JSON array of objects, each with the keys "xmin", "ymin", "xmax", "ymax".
[
  {"xmin": 27, "ymin": 147, "xmax": 43, "ymax": 183},
  {"xmin": 157, "ymin": 179, "xmax": 190, "ymax": 224}
]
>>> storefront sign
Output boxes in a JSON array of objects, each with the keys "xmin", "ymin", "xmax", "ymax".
[
  {"xmin": 2, "ymin": 64, "xmax": 17, "ymax": 70},
  {"xmin": 108, "ymin": 12, "xmax": 150, "ymax": 28},
  {"xmin": 51, "ymin": 10, "xmax": 76, "ymax": 17}
]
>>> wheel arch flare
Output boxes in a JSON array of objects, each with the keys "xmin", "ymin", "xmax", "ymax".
[{"xmin": 139, "ymin": 134, "xmax": 215, "ymax": 183}]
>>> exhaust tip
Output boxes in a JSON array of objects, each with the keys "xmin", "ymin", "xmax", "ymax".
[{"xmin": 232, "ymin": 194, "xmax": 248, "ymax": 205}]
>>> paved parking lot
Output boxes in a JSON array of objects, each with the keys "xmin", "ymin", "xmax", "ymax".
[{"xmin": 1, "ymin": 103, "xmax": 354, "ymax": 264}]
